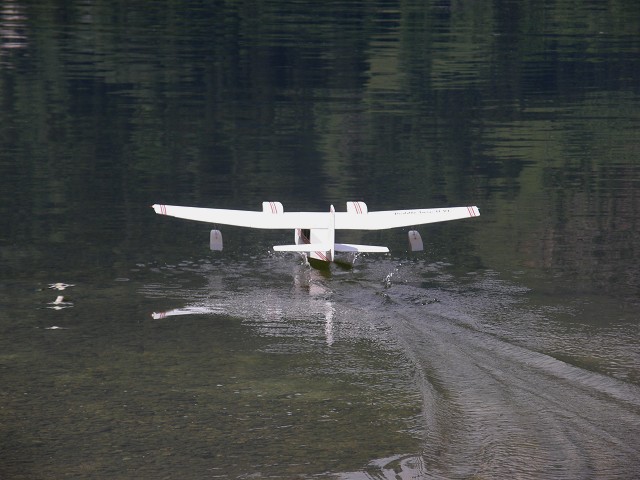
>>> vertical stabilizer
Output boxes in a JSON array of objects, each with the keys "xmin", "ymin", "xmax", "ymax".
[{"xmin": 329, "ymin": 205, "xmax": 336, "ymax": 261}]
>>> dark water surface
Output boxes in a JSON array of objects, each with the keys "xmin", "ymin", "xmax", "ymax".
[{"xmin": 1, "ymin": 1, "xmax": 639, "ymax": 478}]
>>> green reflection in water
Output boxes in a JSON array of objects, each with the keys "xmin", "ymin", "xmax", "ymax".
[{"xmin": 0, "ymin": 277, "xmax": 421, "ymax": 478}]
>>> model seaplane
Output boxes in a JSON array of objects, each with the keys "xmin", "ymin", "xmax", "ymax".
[{"xmin": 152, "ymin": 201, "xmax": 480, "ymax": 267}]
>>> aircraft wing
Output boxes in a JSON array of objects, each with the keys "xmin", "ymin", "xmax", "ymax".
[
  {"xmin": 153, "ymin": 204, "xmax": 479, "ymax": 230},
  {"xmin": 152, "ymin": 204, "xmax": 329, "ymax": 229},
  {"xmin": 334, "ymin": 206, "xmax": 480, "ymax": 230}
]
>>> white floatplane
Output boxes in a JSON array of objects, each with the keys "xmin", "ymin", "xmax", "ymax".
[{"xmin": 152, "ymin": 201, "xmax": 479, "ymax": 267}]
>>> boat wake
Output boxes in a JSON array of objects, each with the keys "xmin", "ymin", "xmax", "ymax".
[{"xmin": 140, "ymin": 255, "xmax": 640, "ymax": 478}]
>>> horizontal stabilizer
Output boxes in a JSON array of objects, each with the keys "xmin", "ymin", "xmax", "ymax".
[
  {"xmin": 273, "ymin": 243, "xmax": 331, "ymax": 253},
  {"xmin": 334, "ymin": 243, "xmax": 389, "ymax": 253}
]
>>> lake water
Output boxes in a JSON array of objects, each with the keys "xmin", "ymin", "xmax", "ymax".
[{"xmin": 1, "ymin": 1, "xmax": 639, "ymax": 478}]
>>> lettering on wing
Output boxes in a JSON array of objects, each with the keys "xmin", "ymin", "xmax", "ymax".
[{"xmin": 393, "ymin": 209, "xmax": 451, "ymax": 215}]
